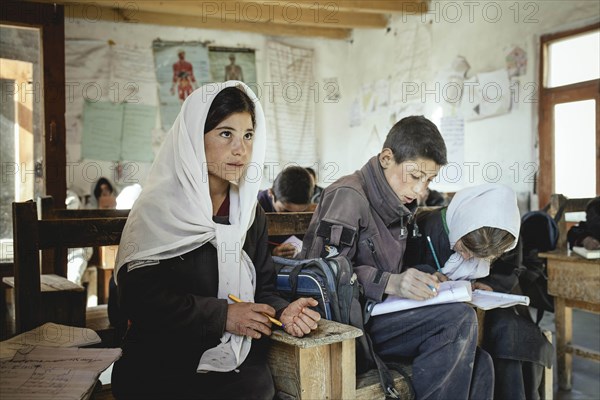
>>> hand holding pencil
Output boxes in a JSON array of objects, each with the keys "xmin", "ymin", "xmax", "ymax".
[{"xmin": 225, "ymin": 295, "xmax": 280, "ymax": 340}]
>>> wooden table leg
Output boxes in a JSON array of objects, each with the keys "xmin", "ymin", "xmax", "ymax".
[{"xmin": 555, "ymin": 297, "xmax": 572, "ymax": 390}]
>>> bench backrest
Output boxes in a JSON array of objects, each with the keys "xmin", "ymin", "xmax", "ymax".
[
  {"xmin": 12, "ymin": 197, "xmax": 313, "ymax": 333},
  {"xmin": 12, "ymin": 200, "xmax": 128, "ymax": 332}
]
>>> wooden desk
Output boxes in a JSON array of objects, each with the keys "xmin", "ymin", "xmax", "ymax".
[{"xmin": 540, "ymin": 250, "xmax": 600, "ymax": 390}]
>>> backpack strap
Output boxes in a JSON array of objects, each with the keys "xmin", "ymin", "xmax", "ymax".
[{"xmin": 364, "ymin": 331, "xmax": 414, "ymax": 399}]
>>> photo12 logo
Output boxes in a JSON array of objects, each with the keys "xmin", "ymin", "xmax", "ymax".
[{"xmin": 401, "ymin": 1, "xmax": 540, "ymax": 24}]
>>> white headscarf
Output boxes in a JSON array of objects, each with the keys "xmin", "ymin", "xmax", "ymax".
[
  {"xmin": 442, "ymin": 183, "xmax": 520, "ymax": 281},
  {"xmin": 115, "ymin": 81, "xmax": 266, "ymax": 373}
]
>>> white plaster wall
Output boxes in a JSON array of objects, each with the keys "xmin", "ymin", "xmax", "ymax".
[
  {"xmin": 64, "ymin": 0, "xmax": 600, "ymax": 201},
  {"xmin": 64, "ymin": 18, "xmax": 349, "ymax": 196},
  {"xmin": 327, "ymin": 0, "xmax": 599, "ymax": 197}
]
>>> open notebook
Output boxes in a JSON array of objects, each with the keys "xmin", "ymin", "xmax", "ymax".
[{"xmin": 370, "ymin": 280, "xmax": 530, "ymax": 315}]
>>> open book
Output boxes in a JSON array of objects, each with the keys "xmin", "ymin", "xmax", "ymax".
[
  {"xmin": 370, "ymin": 281, "xmax": 472, "ymax": 316},
  {"xmin": 370, "ymin": 281, "xmax": 531, "ymax": 315},
  {"xmin": 469, "ymin": 290, "xmax": 530, "ymax": 310},
  {"xmin": 572, "ymin": 246, "xmax": 600, "ymax": 259}
]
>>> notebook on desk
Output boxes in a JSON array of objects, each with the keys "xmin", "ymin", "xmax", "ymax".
[{"xmin": 572, "ymin": 246, "xmax": 600, "ymax": 259}]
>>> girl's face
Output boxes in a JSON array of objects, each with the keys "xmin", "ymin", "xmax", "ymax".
[
  {"xmin": 453, "ymin": 239, "xmax": 473, "ymax": 260},
  {"xmin": 204, "ymin": 112, "xmax": 254, "ymax": 184}
]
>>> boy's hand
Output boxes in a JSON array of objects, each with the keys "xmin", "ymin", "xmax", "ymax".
[
  {"xmin": 385, "ymin": 269, "xmax": 439, "ymax": 300},
  {"xmin": 272, "ymin": 243, "xmax": 297, "ymax": 258}
]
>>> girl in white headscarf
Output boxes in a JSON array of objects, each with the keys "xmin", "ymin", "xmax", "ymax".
[
  {"xmin": 111, "ymin": 82, "xmax": 320, "ymax": 400},
  {"xmin": 405, "ymin": 183, "xmax": 552, "ymax": 400}
]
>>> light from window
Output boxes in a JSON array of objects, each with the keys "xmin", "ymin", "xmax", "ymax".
[
  {"xmin": 554, "ymin": 99, "xmax": 596, "ymax": 198},
  {"xmin": 547, "ymin": 30, "xmax": 600, "ymax": 88}
]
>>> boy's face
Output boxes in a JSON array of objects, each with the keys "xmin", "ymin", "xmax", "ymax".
[{"xmin": 379, "ymin": 149, "xmax": 440, "ymax": 205}]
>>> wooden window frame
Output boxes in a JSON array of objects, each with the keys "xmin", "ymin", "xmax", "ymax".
[
  {"xmin": 1, "ymin": 1, "xmax": 66, "ymax": 208},
  {"xmin": 538, "ymin": 22, "xmax": 600, "ymax": 207}
]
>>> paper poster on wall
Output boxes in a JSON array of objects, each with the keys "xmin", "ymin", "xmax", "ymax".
[
  {"xmin": 153, "ymin": 40, "xmax": 211, "ymax": 131},
  {"xmin": 505, "ymin": 45, "xmax": 527, "ymax": 77},
  {"xmin": 459, "ymin": 69, "xmax": 511, "ymax": 121},
  {"xmin": 437, "ymin": 116, "xmax": 465, "ymax": 186},
  {"xmin": 208, "ymin": 47, "xmax": 257, "ymax": 84},
  {"xmin": 82, "ymin": 100, "xmax": 156, "ymax": 162}
]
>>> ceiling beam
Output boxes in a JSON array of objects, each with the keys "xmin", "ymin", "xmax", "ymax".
[
  {"xmin": 62, "ymin": 3, "xmax": 353, "ymax": 39},
  {"xmin": 54, "ymin": 1, "xmax": 388, "ymax": 29},
  {"xmin": 238, "ymin": 0, "xmax": 429, "ymax": 14}
]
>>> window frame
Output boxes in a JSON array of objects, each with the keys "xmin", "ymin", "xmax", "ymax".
[{"xmin": 538, "ymin": 22, "xmax": 600, "ymax": 206}]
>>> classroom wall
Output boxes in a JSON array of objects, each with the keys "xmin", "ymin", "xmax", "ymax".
[
  {"xmin": 64, "ymin": 17, "xmax": 349, "ymax": 199},
  {"xmin": 64, "ymin": 0, "xmax": 599, "ymax": 205},
  {"xmin": 323, "ymin": 0, "xmax": 599, "ymax": 201}
]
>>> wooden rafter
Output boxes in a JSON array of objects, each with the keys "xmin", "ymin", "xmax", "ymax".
[{"xmin": 33, "ymin": 0, "xmax": 428, "ymax": 39}]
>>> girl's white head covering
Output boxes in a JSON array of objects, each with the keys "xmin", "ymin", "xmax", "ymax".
[
  {"xmin": 442, "ymin": 183, "xmax": 521, "ymax": 280},
  {"xmin": 115, "ymin": 81, "xmax": 266, "ymax": 373}
]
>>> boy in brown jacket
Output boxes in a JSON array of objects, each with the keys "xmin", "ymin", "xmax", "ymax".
[{"xmin": 300, "ymin": 116, "xmax": 493, "ymax": 400}]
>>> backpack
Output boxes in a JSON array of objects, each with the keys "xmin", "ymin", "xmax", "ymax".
[
  {"xmin": 273, "ymin": 255, "xmax": 411, "ymax": 399},
  {"xmin": 518, "ymin": 205, "xmax": 563, "ymax": 323}
]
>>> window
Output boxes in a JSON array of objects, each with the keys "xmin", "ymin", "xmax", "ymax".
[
  {"xmin": 0, "ymin": 2, "xmax": 66, "ymax": 263},
  {"xmin": 538, "ymin": 23, "xmax": 600, "ymax": 206}
]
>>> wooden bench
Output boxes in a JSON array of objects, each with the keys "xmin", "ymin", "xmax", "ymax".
[
  {"xmin": 7, "ymin": 200, "xmax": 127, "ymax": 337},
  {"xmin": 9, "ymin": 200, "xmax": 409, "ymax": 399}
]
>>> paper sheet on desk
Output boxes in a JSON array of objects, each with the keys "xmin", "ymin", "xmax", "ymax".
[
  {"xmin": 370, "ymin": 280, "xmax": 472, "ymax": 316},
  {"xmin": 282, "ymin": 235, "xmax": 303, "ymax": 256},
  {"xmin": 0, "ymin": 323, "xmax": 101, "ymax": 361},
  {"xmin": 0, "ymin": 346, "xmax": 121, "ymax": 400}
]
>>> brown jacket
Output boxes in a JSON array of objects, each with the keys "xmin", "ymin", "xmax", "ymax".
[{"xmin": 300, "ymin": 156, "xmax": 416, "ymax": 302}]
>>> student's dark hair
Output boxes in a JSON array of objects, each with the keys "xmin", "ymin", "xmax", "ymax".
[
  {"xmin": 204, "ymin": 86, "xmax": 255, "ymax": 133},
  {"xmin": 383, "ymin": 115, "xmax": 447, "ymax": 165},
  {"xmin": 461, "ymin": 227, "xmax": 515, "ymax": 260},
  {"xmin": 93, "ymin": 177, "xmax": 113, "ymax": 201},
  {"xmin": 305, "ymin": 167, "xmax": 317, "ymax": 180},
  {"xmin": 585, "ymin": 196, "xmax": 600, "ymax": 220},
  {"xmin": 272, "ymin": 166, "xmax": 314, "ymax": 205}
]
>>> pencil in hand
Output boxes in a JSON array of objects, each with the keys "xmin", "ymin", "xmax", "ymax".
[{"xmin": 228, "ymin": 294, "xmax": 284, "ymax": 328}]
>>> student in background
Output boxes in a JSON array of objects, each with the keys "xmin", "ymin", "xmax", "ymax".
[
  {"xmin": 305, "ymin": 167, "xmax": 324, "ymax": 204},
  {"xmin": 90, "ymin": 177, "xmax": 117, "ymax": 209},
  {"xmin": 111, "ymin": 83, "xmax": 320, "ymax": 399},
  {"xmin": 567, "ymin": 196, "xmax": 600, "ymax": 250},
  {"xmin": 300, "ymin": 116, "xmax": 493, "ymax": 399},
  {"xmin": 404, "ymin": 183, "xmax": 552, "ymax": 400},
  {"xmin": 257, "ymin": 166, "xmax": 314, "ymax": 258}
]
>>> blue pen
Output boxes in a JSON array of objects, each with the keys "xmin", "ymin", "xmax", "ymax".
[{"xmin": 426, "ymin": 236, "xmax": 443, "ymax": 272}]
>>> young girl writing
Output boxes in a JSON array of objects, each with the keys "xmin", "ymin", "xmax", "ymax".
[{"xmin": 405, "ymin": 183, "xmax": 552, "ymax": 400}]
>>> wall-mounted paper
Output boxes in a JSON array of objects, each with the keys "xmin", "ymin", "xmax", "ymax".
[{"xmin": 82, "ymin": 100, "xmax": 156, "ymax": 162}]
